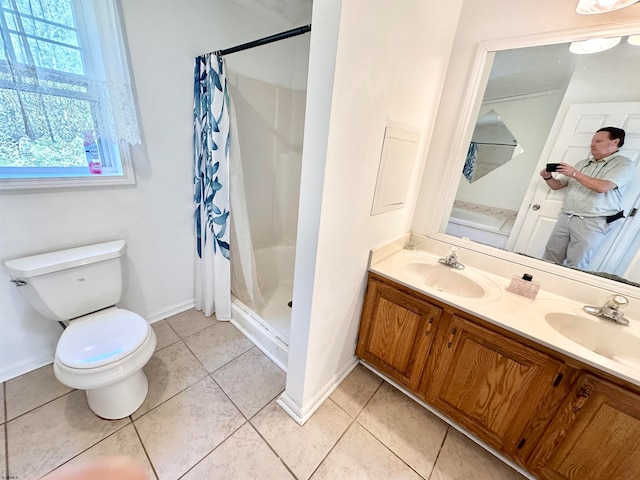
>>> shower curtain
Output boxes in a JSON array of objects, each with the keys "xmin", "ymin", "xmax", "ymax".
[
  {"xmin": 194, "ymin": 54, "xmax": 230, "ymax": 319},
  {"xmin": 227, "ymin": 91, "xmax": 265, "ymax": 312},
  {"xmin": 193, "ymin": 53, "xmax": 264, "ymax": 320}
]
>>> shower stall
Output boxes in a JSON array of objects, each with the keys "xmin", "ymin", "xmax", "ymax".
[{"xmin": 225, "ymin": 33, "xmax": 309, "ymax": 370}]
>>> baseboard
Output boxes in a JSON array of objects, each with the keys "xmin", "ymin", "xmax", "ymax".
[
  {"xmin": 0, "ymin": 356, "xmax": 54, "ymax": 383},
  {"xmin": 277, "ymin": 356, "xmax": 360, "ymax": 425},
  {"xmin": 145, "ymin": 299, "xmax": 195, "ymax": 324}
]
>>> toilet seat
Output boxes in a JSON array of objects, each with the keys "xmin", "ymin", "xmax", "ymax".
[{"xmin": 57, "ymin": 308, "xmax": 149, "ymax": 369}]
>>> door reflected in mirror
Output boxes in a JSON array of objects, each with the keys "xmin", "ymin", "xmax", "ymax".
[{"xmin": 443, "ymin": 38, "xmax": 640, "ymax": 286}]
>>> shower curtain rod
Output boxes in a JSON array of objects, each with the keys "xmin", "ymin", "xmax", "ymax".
[{"xmin": 212, "ymin": 24, "xmax": 311, "ymax": 57}]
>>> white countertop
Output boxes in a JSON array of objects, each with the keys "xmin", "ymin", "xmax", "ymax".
[{"xmin": 369, "ymin": 245, "xmax": 640, "ymax": 388}]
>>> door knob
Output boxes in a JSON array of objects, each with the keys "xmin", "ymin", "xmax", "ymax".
[{"xmin": 532, "ymin": 204, "xmax": 541, "ymax": 211}]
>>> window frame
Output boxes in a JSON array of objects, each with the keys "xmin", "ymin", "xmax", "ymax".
[{"xmin": 0, "ymin": 0, "xmax": 137, "ymax": 191}]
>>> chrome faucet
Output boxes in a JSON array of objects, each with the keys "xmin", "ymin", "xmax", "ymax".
[
  {"xmin": 583, "ymin": 294, "xmax": 629, "ymax": 326},
  {"xmin": 438, "ymin": 246, "xmax": 465, "ymax": 270}
]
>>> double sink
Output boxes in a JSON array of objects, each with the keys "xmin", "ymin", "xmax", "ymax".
[{"xmin": 373, "ymin": 248, "xmax": 640, "ymax": 375}]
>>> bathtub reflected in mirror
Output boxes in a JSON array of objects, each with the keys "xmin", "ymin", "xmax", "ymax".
[{"xmin": 445, "ymin": 202, "xmax": 517, "ymax": 250}]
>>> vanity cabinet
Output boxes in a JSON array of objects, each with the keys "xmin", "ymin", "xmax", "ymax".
[
  {"xmin": 356, "ymin": 272, "xmax": 640, "ymax": 480},
  {"xmin": 528, "ymin": 373, "xmax": 640, "ymax": 480},
  {"xmin": 420, "ymin": 314, "xmax": 563, "ymax": 456},
  {"xmin": 356, "ymin": 277, "xmax": 442, "ymax": 390}
]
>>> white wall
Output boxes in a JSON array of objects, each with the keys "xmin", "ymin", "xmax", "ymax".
[
  {"xmin": 282, "ymin": 0, "xmax": 463, "ymax": 421},
  {"xmin": 0, "ymin": 0, "xmax": 310, "ymax": 382},
  {"xmin": 413, "ymin": 1, "xmax": 640, "ymax": 235}
]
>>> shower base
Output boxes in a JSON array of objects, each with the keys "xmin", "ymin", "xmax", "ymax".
[{"xmin": 231, "ymin": 296, "xmax": 289, "ymax": 371}]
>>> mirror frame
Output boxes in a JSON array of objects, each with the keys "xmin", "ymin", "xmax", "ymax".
[{"xmin": 426, "ymin": 20, "xmax": 640, "ymax": 299}]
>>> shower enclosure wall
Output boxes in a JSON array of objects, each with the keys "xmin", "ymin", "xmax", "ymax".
[{"xmin": 227, "ymin": 69, "xmax": 306, "ymax": 370}]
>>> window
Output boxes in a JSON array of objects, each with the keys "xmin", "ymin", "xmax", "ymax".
[{"xmin": 0, "ymin": 0, "xmax": 139, "ymax": 190}]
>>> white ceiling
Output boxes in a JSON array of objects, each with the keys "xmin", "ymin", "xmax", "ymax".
[{"xmin": 227, "ymin": 0, "xmax": 312, "ymax": 27}]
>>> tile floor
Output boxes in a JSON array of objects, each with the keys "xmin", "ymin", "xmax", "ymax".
[{"xmin": 0, "ymin": 309, "xmax": 529, "ymax": 480}]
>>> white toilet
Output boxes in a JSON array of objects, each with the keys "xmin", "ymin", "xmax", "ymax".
[{"xmin": 4, "ymin": 240, "xmax": 157, "ymax": 420}]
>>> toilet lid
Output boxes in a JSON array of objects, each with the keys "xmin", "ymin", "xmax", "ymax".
[{"xmin": 57, "ymin": 309, "xmax": 149, "ymax": 369}]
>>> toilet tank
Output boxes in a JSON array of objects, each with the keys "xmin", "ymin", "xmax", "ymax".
[{"xmin": 4, "ymin": 240, "xmax": 127, "ymax": 321}]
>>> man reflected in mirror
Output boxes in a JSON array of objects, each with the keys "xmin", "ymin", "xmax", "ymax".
[{"xmin": 538, "ymin": 127, "xmax": 634, "ymax": 270}]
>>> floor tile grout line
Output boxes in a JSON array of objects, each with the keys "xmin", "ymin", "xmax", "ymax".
[
  {"xmin": 177, "ymin": 322, "xmax": 256, "ymax": 376},
  {"xmin": 130, "ymin": 417, "xmax": 160, "ymax": 480},
  {"xmin": 351, "ymin": 380, "xmax": 434, "ymax": 480},
  {"xmin": 133, "ymin": 332, "xmax": 225, "ymax": 421},
  {"xmin": 426, "ymin": 426, "xmax": 451, "ymax": 480},
  {"xmin": 164, "ymin": 313, "xmax": 221, "ymax": 341},
  {"xmin": 209, "ymin": 370, "xmax": 284, "ymax": 423},
  {"xmin": 132, "ymin": 367, "xmax": 249, "ymax": 480},
  {"xmin": 4, "ymin": 384, "xmax": 74, "ymax": 424},
  {"xmin": 352, "ymin": 418, "xmax": 430, "ymax": 480},
  {"xmin": 305, "ymin": 379, "xmax": 386, "ymax": 479},
  {"xmin": 131, "ymin": 324, "xmax": 273, "ymax": 477},
  {"xmin": 2, "ymin": 424, "xmax": 5, "ymax": 478},
  {"xmin": 246, "ymin": 408, "xmax": 302, "ymax": 480},
  {"xmin": 330, "ymin": 373, "xmax": 385, "ymax": 420},
  {"xmin": 306, "ymin": 405, "xmax": 357, "ymax": 479},
  {"xmin": 171, "ymin": 419, "xmax": 249, "ymax": 480},
  {"xmin": 3, "ymin": 382, "xmax": 8, "ymax": 478},
  {"xmin": 32, "ymin": 418, "xmax": 133, "ymax": 479},
  {"xmin": 134, "ymin": 350, "xmax": 281, "ymax": 479},
  {"xmin": 209, "ymin": 345, "xmax": 261, "ymax": 379}
]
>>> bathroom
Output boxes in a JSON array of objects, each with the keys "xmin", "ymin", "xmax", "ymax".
[{"xmin": 1, "ymin": 0, "xmax": 640, "ymax": 464}]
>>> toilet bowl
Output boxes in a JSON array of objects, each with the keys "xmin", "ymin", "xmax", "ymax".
[
  {"xmin": 4, "ymin": 240, "xmax": 157, "ymax": 419},
  {"xmin": 54, "ymin": 307, "xmax": 157, "ymax": 419}
]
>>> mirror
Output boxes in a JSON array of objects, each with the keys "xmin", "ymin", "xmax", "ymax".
[
  {"xmin": 443, "ymin": 37, "xmax": 640, "ymax": 285},
  {"xmin": 464, "ymin": 110, "xmax": 524, "ymax": 183}
]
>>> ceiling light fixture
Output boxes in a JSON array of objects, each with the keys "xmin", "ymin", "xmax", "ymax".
[
  {"xmin": 628, "ymin": 35, "xmax": 640, "ymax": 46},
  {"xmin": 576, "ymin": 0, "xmax": 640, "ymax": 14},
  {"xmin": 569, "ymin": 37, "xmax": 621, "ymax": 54}
]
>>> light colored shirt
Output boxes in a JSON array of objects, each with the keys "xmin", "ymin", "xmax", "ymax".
[{"xmin": 560, "ymin": 152, "xmax": 634, "ymax": 217}]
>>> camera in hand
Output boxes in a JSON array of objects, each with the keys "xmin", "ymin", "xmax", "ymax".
[{"xmin": 546, "ymin": 163, "xmax": 561, "ymax": 172}]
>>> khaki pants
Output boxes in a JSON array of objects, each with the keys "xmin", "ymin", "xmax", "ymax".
[{"xmin": 542, "ymin": 213, "xmax": 618, "ymax": 270}]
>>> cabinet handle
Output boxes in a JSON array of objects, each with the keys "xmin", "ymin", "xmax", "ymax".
[
  {"xmin": 447, "ymin": 328, "xmax": 457, "ymax": 348},
  {"xmin": 553, "ymin": 373, "xmax": 564, "ymax": 387},
  {"xmin": 572, "ymin": 387, "xmax": 591, "ymax": 413},
  {"xmin": 425, "ymin": 317, "xmax": 435, "ymax": 336}
]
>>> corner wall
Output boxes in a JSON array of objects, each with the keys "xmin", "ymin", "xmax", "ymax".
[{"xmin": 282, "ymin": 0, "xmax": 463, "ymax": 421}]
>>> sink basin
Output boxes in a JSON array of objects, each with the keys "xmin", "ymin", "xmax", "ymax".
[
  {"xmin": 381, "ymin": 250, "xmax": 501, "ymax": 299},
  {"xmin": 404, "ymin": 261, "xmax": 486, "ymax": 298},
  {"xmin": 545, "ymin": 312, "xmax": 640, "ymax": 369}
]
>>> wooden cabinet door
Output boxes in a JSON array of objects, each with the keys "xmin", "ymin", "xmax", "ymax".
[
  {"xmin": 529, "ymin": 373, "xmax": 640, "ymax": 480},
  {"xmin": 425, "ymin": 316, "xmax": 562, "ymax": 454},
  {"xmin": 356, "ymin": 278, "xmax": 442, "ymax": 390}
]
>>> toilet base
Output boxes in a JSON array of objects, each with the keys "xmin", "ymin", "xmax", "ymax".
[{"xmin": 86, "ymin": 369, "xmax": 149, "ymax": 419}]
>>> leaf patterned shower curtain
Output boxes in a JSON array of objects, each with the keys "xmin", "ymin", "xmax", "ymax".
[{"xmin": 193, "ymin": 54, "xmax": 231, "ymax": 319}]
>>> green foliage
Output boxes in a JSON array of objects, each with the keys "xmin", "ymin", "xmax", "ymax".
[{"xmin": 0, "ymin": 0, "xmax": 92, "ymax": 168}]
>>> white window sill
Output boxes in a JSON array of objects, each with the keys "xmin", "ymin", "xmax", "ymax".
[{"xmin": 0, "ymin": 172, "xmax": 136, "ymax": 192}]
